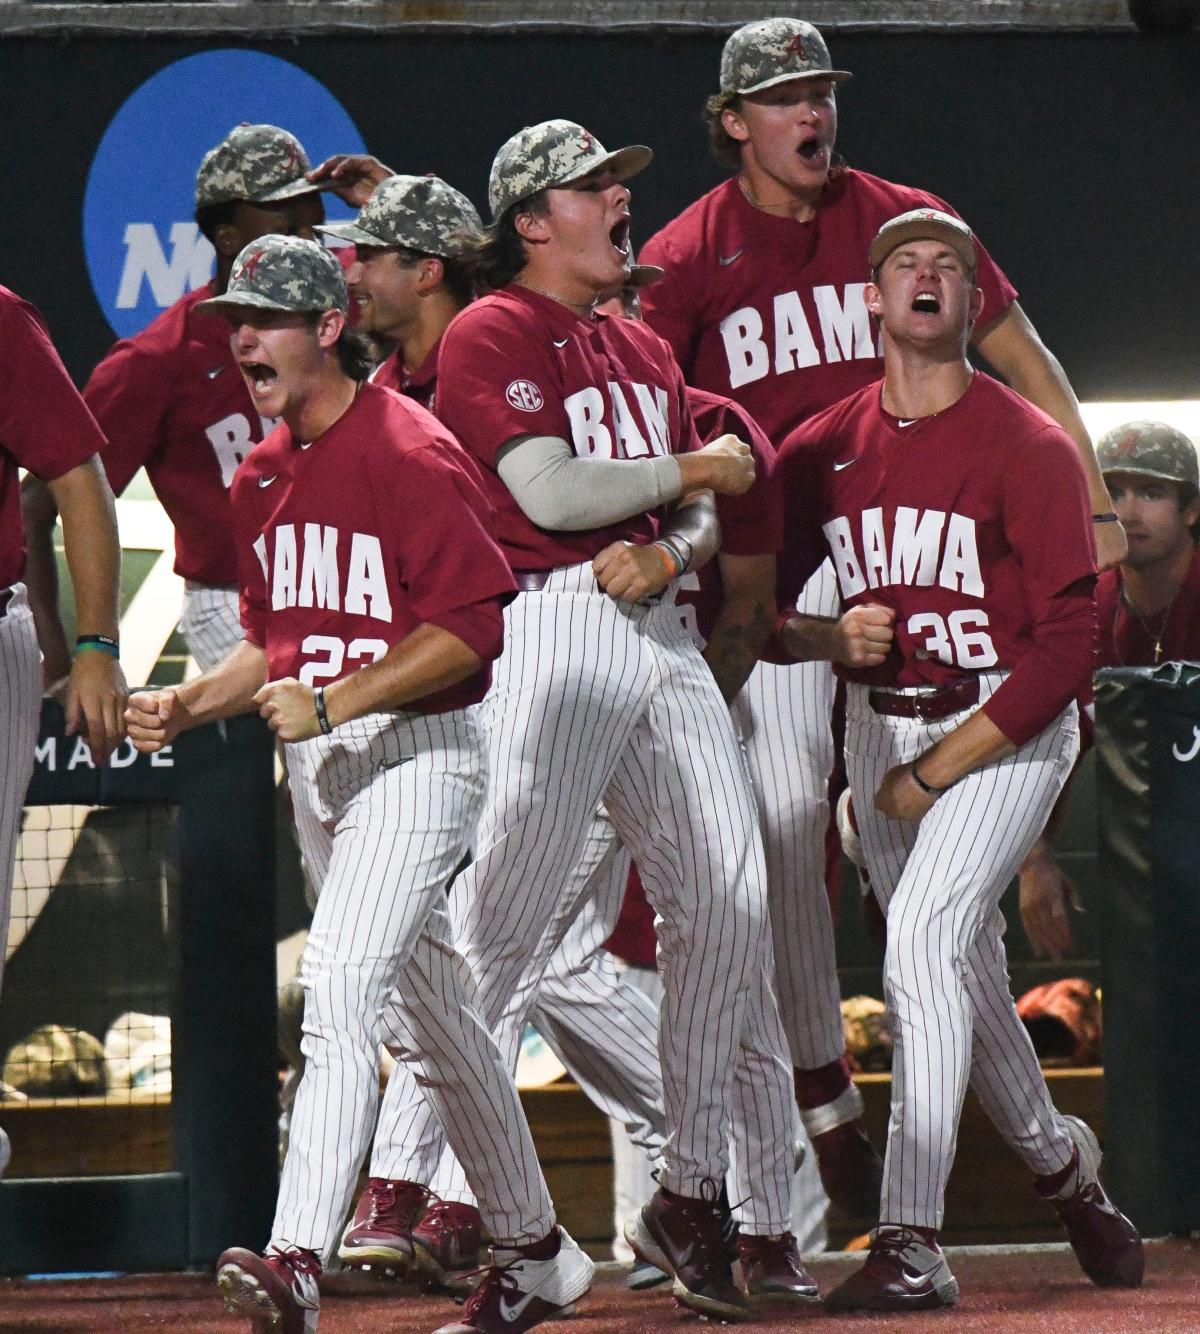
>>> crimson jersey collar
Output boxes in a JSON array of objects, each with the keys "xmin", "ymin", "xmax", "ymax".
[
  {"xmin": 504, "ymin": 281, "xmax": 597, "ymax": 335},
  {"xmin": 876, "ymin": 369, "xmax": 978, "ymax": 436},
  {"xmin": 725, "ymin": 166, "xmax": 853, "ymax": 233}
]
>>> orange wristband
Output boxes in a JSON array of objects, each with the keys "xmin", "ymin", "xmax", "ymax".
[{"xmin": 650, "ymin": 541, "xmax": 681, "ymax": 580}]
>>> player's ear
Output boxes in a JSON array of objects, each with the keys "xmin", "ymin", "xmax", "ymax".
[
  {"xmin": 720, "ymin": 104, "xmax": 751, "ymax": 145},
  {"xmin": 514, "ymin": 208, "xmax": 551, "ymax": 244},
  {"xmin": 415, "ymin": 256, "xmax": 445, "ymax": 294},
  {"xmin": 212, "ymin": 220, "xmax": 244, "ymax": 262},
  {"xmin": 968, "ymin": 283, "xmax": 985, "ymax": 324},
  {"xmin": 315, "ymin": 308, "xmax": 346, "ymax": 348},
  {"xmin": 864, "ymin": 280, "xmax": 883, "ymax": 318}
]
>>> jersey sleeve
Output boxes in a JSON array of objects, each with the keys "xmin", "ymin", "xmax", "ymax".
[
  {"xmin": 387, "ymin": 443, "xmax": 517, "ymax": 635},
  {"xmin": 0, "ymin": 294, "xmax": 107, "ymax": 479},
  {"xmin": 230, "ymin": 472, "xmax": 268, "ymax": 649},
  {"xmin": 709, "ymin": 402, "xmax": 782, "ymax": 557},
  {"xmin": 638, "ymin": 230, "xmax": 703, "ymax": 376},
  {"xmin": 83, "ymin": 339, "xmax": 173, "ymax": 497},
  {"xmin": 435, "ymin": 305, "xmax": 569, "ymax": 468}
]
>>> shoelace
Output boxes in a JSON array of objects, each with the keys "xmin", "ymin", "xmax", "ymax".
[
  {"xmin": 738, "ymin": 1232, "xmax": 798, "ymax": 1263},
  {"xmin": 266, "ymin": 1244, "xmax": 322, "ymax": 1281},
  {"xmin": 361, "ymin": 1179, "xmax": 431, "ymax": 1228},
  {"xmin": 674, "ymin": 1177, "xmax": 735, "ymax": 1270},
  {"xmin": 868, "ymin": 1226, "xmax": 939, "ymax": 1273},
  {"xmin": 458, "ymin": 1256, "xmax": 523, "ymax": 1319},
  {"xmin": 420, "ymin": 1198, "xmax": 477, "ymax": 1240}
]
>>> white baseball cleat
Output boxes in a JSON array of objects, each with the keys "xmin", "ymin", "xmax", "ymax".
[{"xmin": 433, "ymin": 1226, "xmax": 595, "ymax": 1332}]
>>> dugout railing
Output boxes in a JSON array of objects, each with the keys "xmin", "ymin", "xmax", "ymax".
[{"xmin": 0, "ymin": 701, "xmax": 278, "ymax": 1275}]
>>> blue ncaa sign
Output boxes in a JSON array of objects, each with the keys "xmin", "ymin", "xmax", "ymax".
[{"xmin": 83, "ymin": 50, "xmax": 366, "ymax": 338}]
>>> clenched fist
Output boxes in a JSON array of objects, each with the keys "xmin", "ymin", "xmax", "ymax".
[
  {"xmin": 833, "ymin": 603, "xmax": 896, "ymax": 669},
  {"xmin": 694, "ymin": 434, "xmax": 756, "ymax": 497},
  {"xmin": 253, "ymin": 678, "xmax": 321, "ymax": 743},
  {"xmin": 125, "ymin": 688, "xmax": 188, "ymax": 754}
]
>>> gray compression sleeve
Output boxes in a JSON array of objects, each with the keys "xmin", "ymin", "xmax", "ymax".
[{"xmin": 495, "ymin": 434, "xmax": 684, "ymax": 531}]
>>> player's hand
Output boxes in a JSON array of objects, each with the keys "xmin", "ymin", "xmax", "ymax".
[
  {"xmin": 125, "ymin": 687, "xmax": 187, "ymax": 754},
  {"xmin": 1019, "ymin": 851, "xmax": 1077, "ymax": 961},
  {"xmin": 65, "ymin": 651, "xmax": 129, "ymax": 764},
  {"xmin": 306, "ymin": 153, "xmax": 393, "ymax": 207},
  {"xmin": 694, "ymin": 434, "xmax": 756, "ymax": 497},
  {"xmin": 253, "ymin": 677, "xmax": 321, "ymax": 743},
  {"xmin": 874, "ymin": 762, "xmax": 938, "ymax": 822},
  {"xmin": 833, "ymin": 604, "xmax": 896, "ymax": 668},
  {"xmin": 1093, "ymin": 515, "xmax": 1129, "ymax": 572},
  {"xmin": 593, "ymin": 541, "xmax": 672, "ymax": 603}
]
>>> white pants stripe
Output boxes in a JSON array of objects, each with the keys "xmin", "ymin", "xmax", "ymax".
[
  {"xmin": 179, "ymin": 583, "xmax": 243, "ymax": 672},
  {"xmin": 371, "ymin": 564, "xmax": 793, "ymax": 1228},
  {"xmin": 274, "ymin": 708, "xmax": 554, "ymax": 1259},
  {"xmin": 845, "ymin": 676, "xmax": 1078, "ymax": 1230},
  {"xmin": 736, "ymin": 560, "xmax": 845, "ymax": 1071},
  {"xmin": 1, "ymin": 587, "xmax": 42, "ymax": 1000}
]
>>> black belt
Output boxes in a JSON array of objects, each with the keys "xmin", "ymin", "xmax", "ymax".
[
  {"xmin": 0, "ymin": 587, "xmax": 12, "ymax": 619},
  {"xmin": 868, "ymin": 677, "xmax": 980, "ymax": 721}
]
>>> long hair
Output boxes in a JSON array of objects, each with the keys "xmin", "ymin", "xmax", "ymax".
[{"xmin": 463, "ymin": 190, "xmax": 551, "ymax": 294}]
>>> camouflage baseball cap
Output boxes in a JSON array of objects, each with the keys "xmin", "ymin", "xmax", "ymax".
[
  {"xmin": 196, "ymin": 234, "xmax": 349, "ymax": 316},
  {"xmin": 488, "ymin": 119, "xmax": 652, "ymax": 220},
  {"xmin": 317, "ymin": 174, "xmax": 482, "ymax": 257},
  {"xmin": 720, "ymin": 18, "xmax": 852, "ymax": 96},
  {"xmin": 1097, "ymin": 421, "xmax": 1199, "ymax": 489},
  {"xmin": 195, "ymin": 123, "xmax": 320, "ymax": 209},
  {"xmin": 869, "ymin": 208, "xmax": 977, "ymax": 274}
]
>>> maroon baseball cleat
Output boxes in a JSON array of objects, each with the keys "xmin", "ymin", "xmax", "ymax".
[
  {"xmin": 433, "ymin": 1227, "xmax": 595, "ymax": 1332},
  {"xmin": 812, "ymin": 1116, "xmax": 886, "ymax": 1218},
  {"xmin": 1037, "ymin": 1116, "xmax": 1144, "ymax": 1288},
  {"xmin": 216, "ymin": 1243, "xmax": 321, "ymax": 1333},
  {"xmin": 624, "ymin": 1182, "xmax": 748, "ymax": 1321},
  {"xmin": 823, "ymin": 1225, "xmax": 959, "ymax": 1312},
  {"xmin": 736, "ymin": 1231, "xmax": 820, "ymax": 1303},
  {"xmin": 411, "ymin": 1198, "xmax": 485, "ymax": 1295},
  {"xmin": 337, "ymin": 1176, "xmax": 430, "ymax": 1276}
]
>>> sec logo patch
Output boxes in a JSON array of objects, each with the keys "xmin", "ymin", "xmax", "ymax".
[{"xmin": 506, "ymin": 380, "xmax": 544, "ymax": 412}]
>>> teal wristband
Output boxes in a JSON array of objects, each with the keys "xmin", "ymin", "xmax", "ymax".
[{"xmin": 75, "ymin": 635, "xmax": 119, "ymax": 659}]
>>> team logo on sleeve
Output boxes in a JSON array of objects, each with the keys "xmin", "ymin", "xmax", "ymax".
[{"xmin": 506, "ymin": 380, "xmax": 545, "ymax": 412}]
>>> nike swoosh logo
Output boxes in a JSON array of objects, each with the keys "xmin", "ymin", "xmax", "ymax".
[
  {"xmin": 206, "ymin": 365, "xmax": 227, "ymax": 380},
  {"xmin": 897, "ymin": 419, "xmax": 919, "ymax": 428},
  {"xmin": 498, "ymin": 1288, "xmax": 541, "ymax": 1322},
  {"xmin": 718, "ymin": 249, "xmax": 743, "ymax": 266},
  {"xmin": 377, "ymin": 756, "xmax": 414, "ymax": 773},
  {"xmin": 553, "ymin": 337, "xmax": 569, "ymax": 348},
  {"xmin": 900, "ymin": 1264, "xmax": 942, "ymax": 1290},
  {"xmin": 258, "ymin": 475, "xmax": 277, "ymax": 488},
  {"xmin": 833, "ymin": 459, "xmax": 856, "ymax": 471}
]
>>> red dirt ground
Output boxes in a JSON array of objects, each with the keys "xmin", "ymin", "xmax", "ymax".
[{"xmin": 1, "ymin": 1239, "xmax": 1197, "ymax": 1332}]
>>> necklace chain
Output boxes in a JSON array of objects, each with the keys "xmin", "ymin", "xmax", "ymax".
[
  {"xmin": 516, "ymin": 278, "xmax": 594, "ymax": 316},
  {"xmin": 1119, "ymin": 585, "xmax": 1179, "ymax": 665}
]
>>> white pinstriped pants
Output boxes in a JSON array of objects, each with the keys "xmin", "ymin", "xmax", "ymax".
[
  {"xmin": 274, "ymin": 708, "xmax": 554, "ymax": 1260},
  {"xmin": 179, "ymin": 583, "xmax": 244, "ymax": 672},
  {"xmin": 845, "ymin": 675, "xmax": 1078, "ymax": 1230},
  {"xmin": 736, "ymin": 560, "xmax": 846, "ymax": 1074},
  {"xmin": 371, "ymin": 563, "xmax": 794, "ymax": 1227},
  {"xmin": 1, "ymin": 587, "xmax": 42, "ymax": 1000}
]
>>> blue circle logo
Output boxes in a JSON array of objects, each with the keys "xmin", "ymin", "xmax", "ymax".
[{"xmin": 83, "ymin": 50, "xmax": 366, "ymax": 338}]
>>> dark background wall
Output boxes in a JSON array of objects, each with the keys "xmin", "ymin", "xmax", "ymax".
[{"xmin": 1, "ymin": 28, "xmax": 1196, "ymax": 393}]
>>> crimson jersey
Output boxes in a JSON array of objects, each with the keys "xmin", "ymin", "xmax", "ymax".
[
  {"xmin": 1095, "ymin": 545, "xmax": 1200, "ymax": 667},
  {"xmin": 435, "ymin": 285, "xmax": 702, "ymax": 572},
  {"xmin": 0, "ymin": 288, "xmax": 107, "ymax": 587},
  {"xmin": 371, "ymin": 344, "xmax": 439, "ymax": 412},
  {"xmin": 640, "ymin": 170, "xmax": 1018, "ymax": 443},
  {"xmin": 774, "ymin": 373, "xmax": 1096, "ymax": 743},
  {"xmin": 231, "ymin": 381, "xmax": 515, "ymax": 713},
  {"xmin": 84, "ymin": 281, "xmax": 274, "ymax": 587},
  {"xmin": 682, "ymin": 387, "xmax": 781, "ymax": 642}
]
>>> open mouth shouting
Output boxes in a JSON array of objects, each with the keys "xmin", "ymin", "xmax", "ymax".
[
  {"xmin": 239, "ymin": 360, "xmax": 279, "ymax": 401},
  {"xmin": 609, "ymin": 215, "xmax": 632, "ymax": 260},
  {"xmin": 796, "ymin": 131, "xmax": 828, "ymax": 167},
  {"xmin": 911, "ymin": 292, "xmax": 941, "ymax": 314}
]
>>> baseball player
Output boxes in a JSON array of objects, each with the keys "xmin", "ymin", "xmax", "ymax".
[
  {"xmin": 359, "ymin": 119, "xmax": 798, "ymax": 1324},
  {"xmin": 772, "ymin": 207, "xmax": 1143, "ymax": 1311},
  {"xmin": 315, "ymin": 171, "xmax": 483, "ymax": 410},
  {"xmin": 637, "ymin": 15, "xmax": 1125, "ymax": 1218},
  {"xmin": 1019, "ymin": 421, "xmax": 1200, "ymax": 960},
  {"xmin": 0, "ymin": 287, "xmax": 126, "ymax": 1179},
  {"xmin": 23, "ymin": 124, "xmax": 328, "ymax": 678},
  {"xmin": 123, "ymin": 235, "xmax": 593, "ymax": 1334}
]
